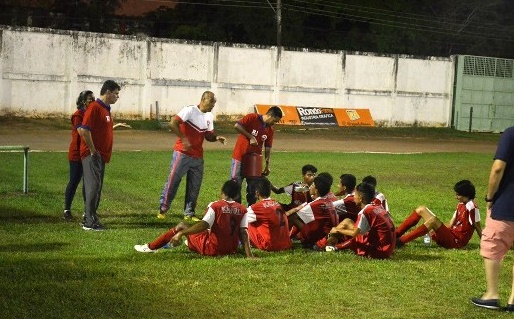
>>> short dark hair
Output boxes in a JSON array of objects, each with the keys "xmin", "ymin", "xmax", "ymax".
[
  {"xmin": 76, "ymin": 90, "xmax": 93, "ymax": 109},
  {"xmin": 313, "ymin": 173, "xmax": 333, "ymax": 197},
  {"xmin": 100, "ymin": 80, "xmax": 121, "ymax": 95},
  {"xmin": 355, "ymin": 182, "xmax": 375, "ymax": 204},
  {"xmin": 454, "ymin": 180, "xmax": 475, "ymax": 199},
  {"xmin": 255, "ymin": 178, "xmax": 272, "ymax": 198},
  {"xmin": 340, "ymin": 174, "xmax": 357, "ymax": 191},
  {"xmin": 267, "ymin": 106, "xmax": 283, "ymax": 118},
  {"xmin": 222, "ymin": 180, "xmax": 240, "ymax": 199},
  {"xmin": 362, "ymin": 175, "xmax": 377, "ymax": 188},
  {"xmin": 302, "ymin": 164, "xmax": 317, "ymax": 175}
]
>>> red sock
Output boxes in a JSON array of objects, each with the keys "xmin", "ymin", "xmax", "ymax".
[
  {"xmin": 396, "ymin": 211, "xmax": 421, "ymax": 237},
  {"xmin": 334, "ymin": 238, "xmax": 354, "ymax": 251},
  {"xmin": 289, "ymin": 226, "xmax": 300, "ymax": 239},
  {"xmin": 148, "ymin": 228, "xmax": 177, "ymax": 250},
  {"xmin": 399, "ymin": 224, "xmax": 428, "ymax": 245}
]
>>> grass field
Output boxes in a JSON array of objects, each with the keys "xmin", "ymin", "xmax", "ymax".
[{"xmin": 1, "ymin": 140, "xmax": 513, "ymax": 318}]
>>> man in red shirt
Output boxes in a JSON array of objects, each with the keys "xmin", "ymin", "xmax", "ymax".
[
  {"xmin": 247, "ymin": 178, "xmax": 292, "ymax": 251},
  {"xmin": 135, "ymin": 180, "xmax": 253, "ymax": 258},
  {"xmin": 271, "ymin": 164, "xmax": 317, "ymax": 212},
  {"xmin": 325, "ymin": 182, "xmax": 396, "ymax": 259},
  {"xmin": 333, "ymin": 173, "xmax": 359, "ymax": 222},
  {"xmin": 230, "ymin": 106, "xmax": 282, "ymax": 206},
  {"xmin": 78, "ymin": 80, "xmax": 120, "ymax": 231}
]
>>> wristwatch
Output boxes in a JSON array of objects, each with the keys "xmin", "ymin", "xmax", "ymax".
[{"xmin": 485, "ymin": 196, "xmax": 493, "ymax": 202}]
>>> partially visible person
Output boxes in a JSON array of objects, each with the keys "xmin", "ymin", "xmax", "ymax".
[
  {"xmin": 271, "ymin": 164, "xmax": 317, "ymax": 211},
  {"xmin": 157, "ymin": 91, "xmax": 226, "ymax": 221},
  {"xmin": 362, "ymin": 175, "xmax": 389, "ymax": 213},
  {"xmin": 332, "ymin": 173, "xmax": 359, "ymax": 222},
  {"xmin": 230, "ymin": 106, "xmax": 283, "ymax": 206},
  {"xmin": 396, "ymin": 180, "xmax": 481, "ymax": 249},
  {"xmin": 472, "ymin": 126, "xmax": 514, "ymax": 312},
  {"xmin": 325, "ymin": 182, "xmax": 396, "ymax": 259},
  {"xmin": 63, "ymin": 90, "xmax": 94, "ymax": 220},
  {"xmin": 247, "ymin": 178, "xmax": 292, "ymax": 251},
  {"xmin": 78, "ymin": 80, "xmax": 121, "ymax": 231},
  {"xmin": 135, "ymin": 180, "xmax": 253, "ymax": 258},
  {"xmin": 286, "ymin": 173, "xmax": 338, "ymax": 249}
]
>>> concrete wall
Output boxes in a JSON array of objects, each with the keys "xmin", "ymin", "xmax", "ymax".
[{"xmin": 0, "ymin": 26, "xmax": 454, "ymax": 126}]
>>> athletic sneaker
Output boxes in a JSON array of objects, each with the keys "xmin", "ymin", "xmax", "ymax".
[
  {"xmin": 325, "ymin": 245, "xmax": 337, "ymax": 252},
  {"xmin": 183, "ymin": 215, "xmax": 201, "ymax": 222},
  {"xmin": 157, "ymin": 212, "xmax": 166, "ymax": 219},
  {"xmin": 471, "ymin": 297, "xmax": 500, "ymax": 310},
  {"xmin": 63, "ymin": 210, "xmax": 72, "ymax": 220},
  {"xmin": 134, "ymin": 244, "xmax": 157, "ymax": 253},
  {"xmin": 82, "ymin": 223, "xmax": 105, "ymax": 231}
]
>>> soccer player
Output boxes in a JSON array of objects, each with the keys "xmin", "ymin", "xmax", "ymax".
[
  {"xmin": 157, "ymin": 91, "xmax": 226, "ymax": 221},
  {"xmin": 362, "ymin": 175, "xmax": 389, "ymax": 213},
  {"xmin": 332, "ymin": 173, "xmax": 359, "ymax": 222},
  {"xmin": 135, "ymin": 180, "xmax": 253, "ymax": 258},
  {"xmin": 286, "ymin": 173, "xmax": 338, "ymax": 249},
  {"xmin": 247, "ymin": 178, "xmax": 292, "ymax": 251},
  {"xmin": 395, "ymin": 179, "xmax": 482, "ymax": 249},
  {"xmin": 230, "ymin": 106, "xmax": 283, "ymax": 206},
  {"xmin": 325, "ymin": 182, "xmax": 396, "ymax": 259},
  {"xmin": 271, "ymin": 164, "xmax": 317, "ymax": 211}
]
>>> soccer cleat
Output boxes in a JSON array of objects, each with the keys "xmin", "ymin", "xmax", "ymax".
[
  {"xmin": 157, "ymin": 212, "xmax": 166, "ymax": 219},
  {"xmin": 471, "ymin": 297, "xmax": 500, "ymax": 310},
  {"xmin": 63, "ymin": 210, "xmax": 72, "ymax": 220},
  {"xmin": 82, "ymin": 223, "xmax": 105, "ymax": 231},
  {"xmin": 134, "ymin": 244, "xmax": 157, "ymax": 253},
  {"xmin": 325, "ymin": 245, "xmax": 337, "ymax": 252},
  {"xmin": 395, "ymin": 237, "xmax": 405, "ymax": 249},
  {"xmin": 183, "ymin": 215, "xmax": 201, "ymax": 222}
]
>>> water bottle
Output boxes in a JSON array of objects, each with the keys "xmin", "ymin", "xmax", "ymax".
[{"xmin": 423, "ymin": 233, "xmax": 431, "ymax": 246}]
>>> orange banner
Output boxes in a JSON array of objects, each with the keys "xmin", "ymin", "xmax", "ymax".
[{"xmin": 254, "ymin": 104, "xmax": 375, "ymax": 127}]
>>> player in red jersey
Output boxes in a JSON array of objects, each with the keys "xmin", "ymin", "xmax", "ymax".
[
  {"xmin": 247, "ymin": 178, "xmax": 292, "ymax": 251},
  {"xmin": 230, "ymin": 106, "xmax": 283, "ymax": 206},
  {"xmin": 78, "ymin": 80, "xmax": 121, "ymax": 231},
  {"xmin": 271, "ymin": 164, "xmax": 317, "ymax": 211},
  {"xmin": 362, "ymin": 175, "xmax": 389, "ymax": 213},
  {"xmin": 135, "ymin": 180, "xmax": 253, "ymax": 257},
  {"xmin": 286, "ymin": 173, "xmax": 338, "ymax": 249},
  {"xmin": 395, "ymin": 179, "xmax": 482, "ymax": 249},
  {"xmin": 333, "ymin": 173, "xmax": 359, "ymax": 222},
  {"xmin": 157, "ymin": 91, "xmax": 226, "ymax": 221},
  {"xmin": 325, "ymin": 182, "xmax": 396, "ymax": 259}
]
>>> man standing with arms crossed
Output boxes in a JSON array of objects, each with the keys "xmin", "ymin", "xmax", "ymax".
[
  {"xmin": 230, "ymin": 106, "xmax": 283, "ymax": 205},
  {"xmin": 472, "ymin": 126, "xmax": 514, "ymax": 312},
  {"xmin": 78, "ymin": 80, "xmax": 120, "ymax": 231},
  {"xmin": 157, "ymin": 91, "xmax": 226, "ymax": 221}
]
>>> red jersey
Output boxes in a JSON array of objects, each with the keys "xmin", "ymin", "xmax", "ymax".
[
  {"xmin": 446, "ymin": 200, "xmax": 480, "ymax": 247},
  {"xmin": 297, "ymin": 196, "xmax": 338, "ymax": 246},
  {"xmin": 333, "ymin": 193, "xmax": 360, "ymax": 222},
  {"xmin": 80, "ymin": 99, "xmax": 113, "ymax": 163},
  {"xmin": 280, "ymin": 182, "xmax": 312, "ymax": 211},
  {"xmin": 187, "ymin": 199, "xmax": 248, "ymax": 256},
  {"xmin": 173, "ymin": 105, "xmax": 215, "ymax": 158},
  {"xmin": 68, "ymin": 108, "xmax": 85, "ymax": 161},
  {"xmin": 352, "ymin": 204, "xmax": 396, "ymax": 259},
  {"xmin": 232, "ymin": 113, "xmax": 274, "ymax": 161},
  {"xmin": 247, "ymin": 198, "xmax": 292, "ymax": 251}
]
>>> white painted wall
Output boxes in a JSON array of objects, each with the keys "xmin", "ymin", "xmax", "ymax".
[{"xmin": 0, "ymin": 26, "xmax": 454, "ymax": 126}]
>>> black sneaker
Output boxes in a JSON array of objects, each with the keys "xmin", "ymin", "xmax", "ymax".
[
  {"xmin": 63, "ymin": 210, "xmax": 72, "ymax": 220},
  {"xmin": 395, "ymin": 237, "xmax": 405, "ymax": 249},
  {"xmin": 471, "ymin": 297, "xmax": 500, "ymax": 310},
  {"xmin": 82, "ymin": 223, "xmax": 105, "ymax": 231}
]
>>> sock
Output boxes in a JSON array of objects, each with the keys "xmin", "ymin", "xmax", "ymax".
[
  {"xmin": 148, "ymin": 228, "xmax": 177, "ymax": 250},
  {"xmin": 334, "ymin": 238, "xmax": 354, "ymax": 251},
  {"xmin": 289, "ymin": 226, "xmax": 300, "ymax": 239},
  {"xmin": 399, "ymin": 224, "xmax": 428, "ymax": 245},
  {"xmin": 396, "ymin": 211, "xmax": 421, "ymax": 237}
]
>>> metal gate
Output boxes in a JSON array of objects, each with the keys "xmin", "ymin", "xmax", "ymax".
[{"xmin": 453, "ymin": 55, "xmax": 514, "ymax": 132}]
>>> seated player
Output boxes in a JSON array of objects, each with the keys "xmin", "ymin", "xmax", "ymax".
[
  {"xmin": 395, "ymin": 179, "xmax": 482, "ymax": 249},
  {"xmin": 286, "ymin": 173, "xmax": 338, "ymax": 249},
  {"xmin": 134, "ymin": 180, "xmax": 253, "ymax": 257},
  {"xmin": 271, "ymin": 164, "xmax": 317, "ymax": 211},
  {"xmin": 325, "ymin": 182, "xmax": 396, "ymax": 259},
  {"xmin": 362, "ymin": 175, "xmax": 389, "ymax": 213},
  {"xmin": 333, "ymin": 173, "xmax": 359, "ymax": 222},
  {"xmin": 247, "ymin": 178, "xmax": 292, "ymax": 251}
]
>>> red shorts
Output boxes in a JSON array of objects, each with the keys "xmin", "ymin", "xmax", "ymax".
[
  {"xmin": 480, "ymin": 212, "xmax": 514, "ymax": 261},
  {"xmin": 433, "ymin": 225, "xmax": 462, "ymax": 249}
]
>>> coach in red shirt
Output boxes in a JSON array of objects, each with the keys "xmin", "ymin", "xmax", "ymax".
[{"xmin": 78, "ymin": 80, "xmax": 121, "ymax": 231}]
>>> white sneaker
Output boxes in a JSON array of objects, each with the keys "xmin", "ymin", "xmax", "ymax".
[
  {"xmin": 325, "ymin": 245, "xmax": 337, "ymax": 252},
  {"xmin": 134, "ymin": 244, "xmax": 157, "ymax": 253}
]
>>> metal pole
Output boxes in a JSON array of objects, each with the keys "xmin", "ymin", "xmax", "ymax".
[
  {"xmin": 156, "ymin": 101, "xmax": 160, "ymax": 121},
  {"xmin": 469, "ymin": 107, "xmax": 473, "ymax": 132},
  {"xmin": 23, "ymin": 146, "xmax": 29, "ymax": 194},
  {"xmin": 277, "ymin": 0, "xmax": 281, "ymax": 51}
]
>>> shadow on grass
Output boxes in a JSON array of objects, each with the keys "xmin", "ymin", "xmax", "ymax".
[{"xmin": 0, "ymin": 242, "xmax": 69, "ymax": 252}]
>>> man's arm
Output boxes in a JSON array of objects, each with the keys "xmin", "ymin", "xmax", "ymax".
[
  {"xmin": 78, "ymin": 127, "xmax": 96, "ymax": 155},
  {"xmin": 234, "ymin": 123, "xmax": 258, "ymax": 146},
  {"xmin": 171, "ymin": 220, "xmax": 209, "ymax": 246},
  {"xmin": 238, "ymin": 227, "xmax": 254, "ymax": 258},
  {"xmin": 486, "ymin": 159, "xmax": 506, "ymax": 210},
  {"xmin": 205, "ymin": 132, "xmax": 226, "ymax": 144},
  {"xmin": 170, "ymin": 116, "xmax": 191, "ymax": 151},
  {"xmin": 474, "ymin": 221, "xmax": 483, "ymax": 238},
  {"xmin": 262, "ymin": 146, "xmax": 271, "ymax": 176}
]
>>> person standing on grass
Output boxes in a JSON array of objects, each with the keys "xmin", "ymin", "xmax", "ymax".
[
  {"xmin": 135, "ymin": 180, "xmax": 253, "ymax": 258},
  {"xmin": 324, "ymin": 182, "xmax": 395, "ymax": 259},
  {"xmin": 63, "ymin": 90, "xmax": 94, "ymax": 220},
  {"xmin": 270, "ymin": 164, "xmax": 317, "ymax": 212},
  {"xmin": 285, "ymin": 173, "xmax": 338, "ymax": 249},
  {"xmin": 230, "ymin": 106, "xmax": 283, "ymax": 206},
  {"xmin": 395, "ymin": 180, "xmax": 481, "ymax": 249},
  {"xmin": 472, "ymin": 126, "xmax": 514, "ymax": 312},
  {"xmin": 247, "ymin": 178, "xmax": 292, "ymax": 251},
  {"xmin": 78, "ymin": 80, "xmax": 120, "ymax": 231},
  {"xmin": 157, "ymin": 91, "xmax": 226, "ymax": 221}
]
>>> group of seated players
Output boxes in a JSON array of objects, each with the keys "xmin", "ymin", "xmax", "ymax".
[{"xmin": 134, "ymin": 164, "xmax": 483, "ymax": 259}]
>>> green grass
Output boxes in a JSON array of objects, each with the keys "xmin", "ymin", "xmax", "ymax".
[{"xmin": 1, "ymin": 149, "xmax": 512, "ymax": 319}]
